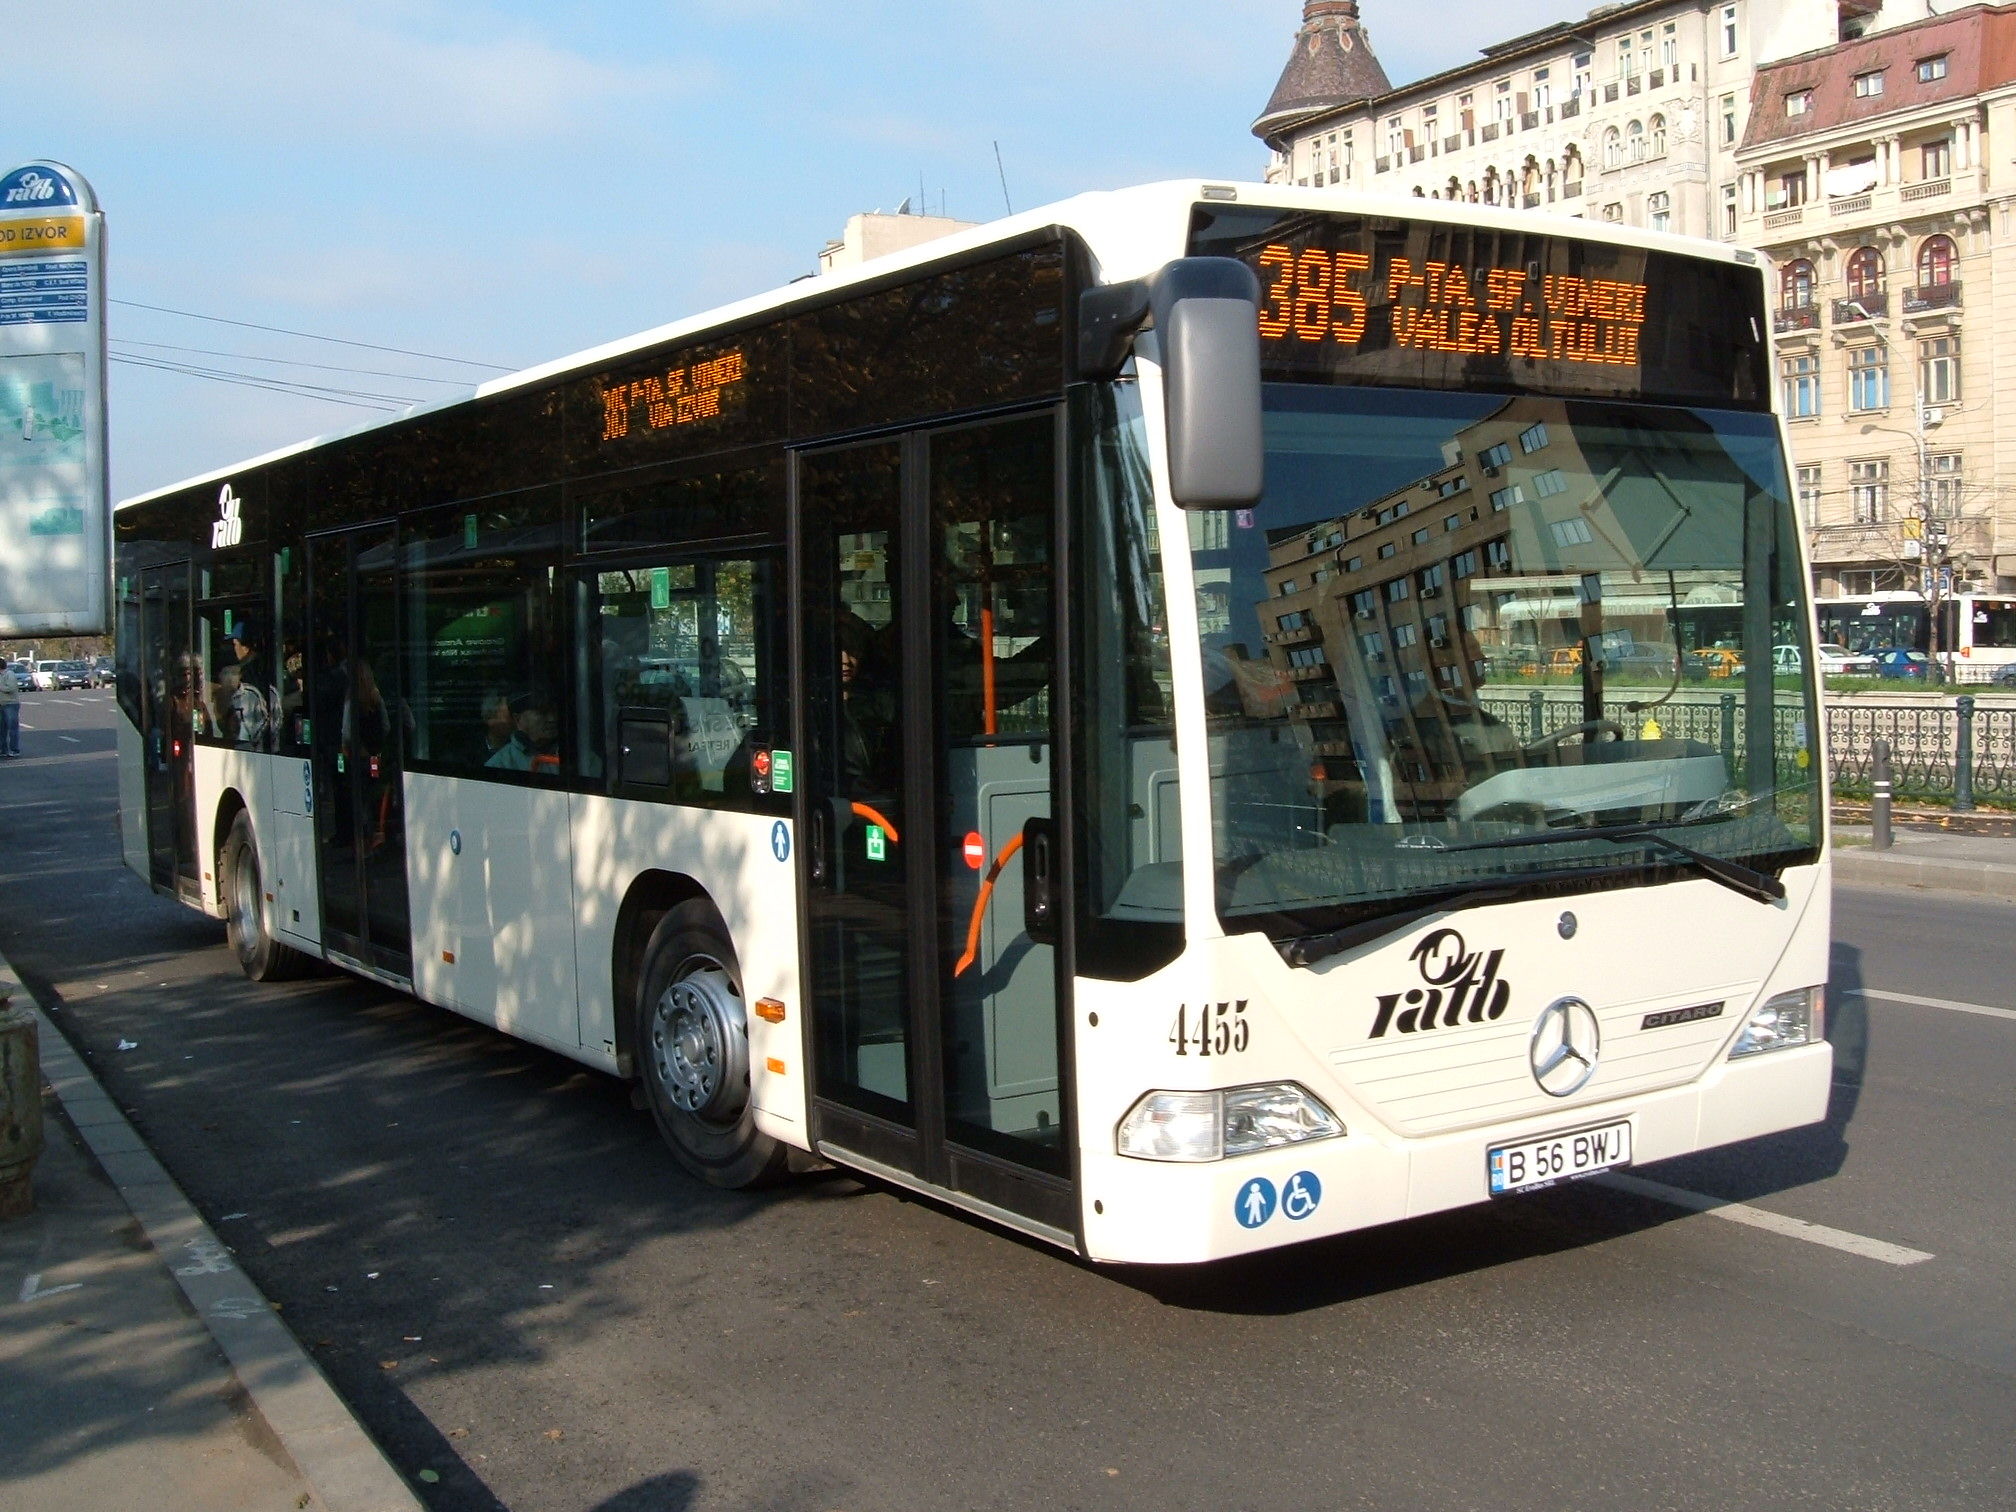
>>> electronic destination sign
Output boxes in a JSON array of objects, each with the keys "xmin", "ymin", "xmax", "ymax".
[{"xmin": 1189, "ymin": 205, "xmax": 1771, "ymax": 411}]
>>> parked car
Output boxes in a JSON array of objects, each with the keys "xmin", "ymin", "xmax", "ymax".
[
  {"xmin": 1867, "ymin": 646, "xmax": 1937, "ymax": 681},
  {"xmin": 1774, "ymin": 643, "xmax": 1878, "ymax": 677},
  {"xmin": 1991, "ymin": 663, "xmax": 2016, "ymax": 688},
  {"xmin": 92, "ymin": 656, "xmax": 115, "ymax": 687},
  {"xmin": 52, "ymin": 660, "xmax": 93, "ymax": 690},
  {"xmin": 1684, "ymin": 646, "xmax": 1743, "ymax": 680},
  {"xmin": 31, "ymin": 660, "xmax": 60, "ymax": 690}
]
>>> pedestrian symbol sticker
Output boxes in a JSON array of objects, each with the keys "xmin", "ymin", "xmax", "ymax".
[
  {"xmin": 1282, "ymin": 1170, "xmax": 1322, "ymax": 1221},
  {"xmin": 770, "ymin": 820, "xmax": 790, "ymax": 863},
  {"xmin": 1234, "ymin": 1176, "xmax": 1277, "ymax": 1230}
]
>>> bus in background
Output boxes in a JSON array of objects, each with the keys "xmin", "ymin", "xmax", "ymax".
[
  {"xmin": 1816, "ymin": 590, "xmax": 2016, "ymax": 680},
  {"xmin": 114, "ymin": 182, "xmax": 1830, "ymax": 1264}
]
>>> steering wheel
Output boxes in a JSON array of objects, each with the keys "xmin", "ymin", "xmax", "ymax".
[{"xmin": 1524, "ymin": 718, "xmax": 1626, "ymax": 753}]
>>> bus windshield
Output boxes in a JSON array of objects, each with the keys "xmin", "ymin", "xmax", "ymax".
[{"xmin": 1187, "ymin": 383, "xmax": 1820, "ymax": 940}]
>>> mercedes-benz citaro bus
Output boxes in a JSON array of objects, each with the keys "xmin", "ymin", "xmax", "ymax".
[{"xmin": 114, "ymin": 182, "xmax": 1830, "ymax": 1263}]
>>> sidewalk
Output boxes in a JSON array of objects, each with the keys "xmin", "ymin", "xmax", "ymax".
[
  {"xmin": 1832, "ymin": 824, "xmax": 2016, "ymax": 902},
  {"xmin": 0, "ymin": 956, "xmax": 423, "ymax": 1512}
]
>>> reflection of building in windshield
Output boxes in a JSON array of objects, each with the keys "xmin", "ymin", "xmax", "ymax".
[{"xmin": 1227, "ymin": 396, "xmax": 1739, "ymax": 819}]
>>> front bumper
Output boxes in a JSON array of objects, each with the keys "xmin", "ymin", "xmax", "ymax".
[{"xmin": 1078, "ymin": 1040, "xmax": 1831, "ymax": 1265}]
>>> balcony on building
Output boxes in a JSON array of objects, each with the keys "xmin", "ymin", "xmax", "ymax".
[
  {"xmin": 1904, "ymin": 281, "xmax": 1962, "ymax": 314},
  {"xmin": 1832, "ymin": 292, "xmax": 1887, "ymax": 324},
  {"xmin": 1773, "ymin": 303, "xmax": 1820, "ymax": 335}
]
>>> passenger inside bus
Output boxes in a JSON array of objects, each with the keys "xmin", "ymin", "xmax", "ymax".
[{"xmin": 485, "ymin": 693, "xmax": 560, "ymax": 772}]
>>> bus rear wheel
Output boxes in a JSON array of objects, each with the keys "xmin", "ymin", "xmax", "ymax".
[
  {"xmin": 634, "ymin": 900, "xmax": 790, "ymax": 1189},
  {"xmin": 221, "ymin": 812, "xmax": 308, "ymax": 982}
]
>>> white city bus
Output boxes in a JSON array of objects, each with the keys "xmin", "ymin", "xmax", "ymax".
[
  {"xmin": 1816, "ymin": 590, "xmax": 2016, "ymax": 678},
  {"xmin": 115, "ymin": 182, "xmax": 1831, "ymax": 1263}
]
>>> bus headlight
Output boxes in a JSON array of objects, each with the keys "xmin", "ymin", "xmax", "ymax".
[
  {"xmin": 1116, "ymin": 1083, "xmax": 1344, "ymax": 1162},
  {"xmin": 1729, "ymin": 987, "xmax": 1825, "ymax": 1058}
]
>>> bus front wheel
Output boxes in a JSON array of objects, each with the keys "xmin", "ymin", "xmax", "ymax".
[
  {"xmin": 221, "ymin": 812, "xmax": 309, "ymax": 982},
  {"xmin": 634, "ymin": 900, "xmax": 790, "ymax": 1189}
]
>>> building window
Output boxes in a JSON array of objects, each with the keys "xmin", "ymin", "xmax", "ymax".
[
  {"xmin": 1386, "ymin": 578, "xmax": 1411, "ymax": 603},
  {"xmin": 1452, "ymin": 549, "xmax": 1479, "ymax": 578},
  {"xmin": 1780, "ymin": 259, "xmax": 1815, "ymax": 309},
  {"xmin": 1550, "ymin": 518, "xmax": 1594, "ymax": 547},
  {"xmin": 1602, "ymin": 201, "xmax": 1624, "ymax": 223},
  {"xmin": 1278, "ymin": 578, "xmax": 1298, "ymax": 595},
  {"xmin": 1602, "ymin": 127, "xmax": 1622, "ymax": 169},
  {"xmin": 1721, "ymin": 94, "xmax": 1737, "ymax": 145},
  {"xmin": 1721, "ymin": 183, "xmax": 1738, "ymax": 237},
  {"xmin": 1617, "ymin": 38, "xmax": 1634, "ymax": 77},
  {"xmin": 1647, "ymin": 190, "xmax": 1670, "ymax": 232},
  {"xmin": 1796, "ymin": 464, "xmax": 1822, "ymax": 519},
  {"xmin": 1286, "ymin": 645, "xmax": 1327, "ymax": 668},
  {"xmin": 1918, "ymin": 234, "xmax": 1956, "ymax": 287},
  {"xmin": 1419, "ymin": 562, "xmax": 1447, "ymax": 593},
  {"xmin": 1922, "ymin": 139, "xmax": 1950, "ymax": 179},
  {"xmin": 1774, "ymin": 170, "xmax": 1808, "ymax": 207},
  {"xmin": 1489, "ymin": 485, "xmax": 1523, "ymax": 512},
  {"xmin": 1393, "ymin": 622, "xmax": 1419, "ymax": 648},
  {"xmin": 1358, "ymin": 630, "xmax": 1385, "ymax": 657},
  {"xmin": 1533, "ymin": 68, "xmax": 1552, "ymax": 110},
  {"xmin": 1386, "ymin": 116, "xmax": 1405, "ymax": 156},
  {"xmin": 1531, "ymin": 469, "xmax": 1568, "ymax": 498},
  {"xmin": 1444, "ymin": 513, "xmax": 1463, "ymax": 531},
  {"xmin": 1480, "ymin": 442, "xmax": 1513, "ymax": 470},
  {"xmin": 1518, "ymin": 422, "xmax": 1548, "ymax": 453},
  {"xmin": 1926, "ymin": 453, "xmax": 1962, "ymax": 517},
  {"xmin": 1661, "ymin": 21, "xmax": 1678, "ymax": 69},
  {"xmin": 1721, "ymin": 5, "xmax": 1738, "ymax": 57},
  {"xmin": 1918, "ymin": 54, "xmax": 1949, "ymax": 83},
  {"xmin": 1345, "ymin": 556, "xmax": 1363, "ymax": 573},
  {"xmin": 1846, "ymin": 245, "xmax": 1884, "ymax": 298},
  {"xmin": 1785, "ymin": 89, "xmax": 1813, "ymax": 117},
  {"xmin": 1852, "ymin": 70, "xmax": 1885, "ymax": 99},
  {"xmin": 1782, "ymin": 353, "xmax": 1820, "ymax": 418},
  {"xmin": 1486, "ymin": 539, "xmax": 1511, "ymax": 570},
  {"xmin": 1628, "ymin": 119, "xmax": 1646, "ymax": 162},
  {"xmin": 1378, "ymin": 542, "xmax": 1397, "ymax": 559},
  {"xmin": 1573, "ymin": 52, "xmax": 1593, "ymax": 96},
  {"xmin": 1921, "ymin": 336, "xmax": 1960, "ymax": 404},
  {"xmin": 1650, "ymin": 114, "xmax": 1667, "ymax": 157},
  {"xmin": 1848, "ymin": 346, "xmax": 1889, "ymax": 412},
  {"xmin": 1411, "ymin": 526, "xmax": 1431, "ymax": 545},
  {"xmin": 1849, "ymin": 459, "xmax": 1888, "ymax": 523},
  {"xmin": 1277, "ymin": 610, "xmax": 1308, "ymax": 632}
]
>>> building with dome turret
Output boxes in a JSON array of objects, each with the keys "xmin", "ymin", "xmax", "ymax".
[{"xmin": 1255, "ymin": 1, "xmax": 1872, "ymax": 240}]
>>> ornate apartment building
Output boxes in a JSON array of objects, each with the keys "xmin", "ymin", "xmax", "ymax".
[
  {"xmin": 1737, "ymin": 4, "xmax": 2016, "ymax": 597},
  {"xmin": 1252, "ymin": 0, "xmax": 1866, "ymax": 236}
]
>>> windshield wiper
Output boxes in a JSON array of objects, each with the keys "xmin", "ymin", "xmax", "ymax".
[
  {"xmin": 1279, "ymin": 864, "xmax": 1649, "ymax": 969},
  {"xmin": 1439, "ymin": 822, "xmax": 1785, "ymax": 904}
]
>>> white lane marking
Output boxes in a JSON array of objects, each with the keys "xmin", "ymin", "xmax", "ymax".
[
  {"xmin": 1846, "ymin": 988, "xmax": 2016, "ymax": 1023},
  {"xmin": 18, "ymin": 1272, "xmax": 84, "ymax": 1303},
  {"xmin": 1595, "ymin": 1173, "xmax": 1935, "ymax": 1266}
]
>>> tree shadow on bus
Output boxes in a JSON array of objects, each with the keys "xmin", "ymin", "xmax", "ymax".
[{"xmin": 1122, "ymin": 956, "xmax": 1871, "ymax": 1318}]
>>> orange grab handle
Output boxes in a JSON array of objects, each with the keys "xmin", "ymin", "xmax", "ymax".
[
  {"xmin": 850, "ymin": 802, "xmax": 901, "ymax": 844},
  {"xmin": 953, "ymin": 830, "xmax": 1025, "ymax": 978}
]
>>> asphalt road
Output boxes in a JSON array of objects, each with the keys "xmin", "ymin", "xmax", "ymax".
[{"xmin": 4, "ymin": 692, "xmax": 2013, "ymax": 1512}]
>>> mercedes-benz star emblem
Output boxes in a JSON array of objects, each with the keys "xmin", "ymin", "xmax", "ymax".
[{"xmin": 1529, "ymin": 997, "xmax": 1602, "ymax": 1097}]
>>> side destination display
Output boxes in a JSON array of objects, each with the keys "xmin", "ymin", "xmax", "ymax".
[
  {"xmin": 1189, "ymin": 203, "xmax": 1771, "ymax": 411},
  {"xmin": 0, "ymin": 161, "xmax": 109, "ymax": 635}
]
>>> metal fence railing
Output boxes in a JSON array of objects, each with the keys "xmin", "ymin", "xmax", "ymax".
[{"xmin": 1477, "ymin": 691, "xmax": 2016, "ymax": 809}]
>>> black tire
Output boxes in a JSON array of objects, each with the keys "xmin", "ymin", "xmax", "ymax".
[
  {"xmin": 634, "ymin": 899, "xmax": 790, "ymax": 1189},
  {"xmin": 221, "ymin": 812, "xmax": 309, "ymax": 982}
]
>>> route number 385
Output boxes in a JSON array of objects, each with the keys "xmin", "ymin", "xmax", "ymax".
[{"xmin": 1169, "ymin": 1001, "xmax": 1251, "ymax": 1057}]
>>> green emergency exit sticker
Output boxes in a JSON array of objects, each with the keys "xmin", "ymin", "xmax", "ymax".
[
  {"xmin": 650, "ymin": 567, "xmax": 671, "ymax": 610},
  {"xmin": 771, "ymin": 749, "xmax": 794, "ymax": 793},
  {"xmin": 865, "ymin": 824, "xmax": 886, "ymax": 862},
  {"xmin": 464, "ymin": 513, "xmax": 478, "ymax": 550}
]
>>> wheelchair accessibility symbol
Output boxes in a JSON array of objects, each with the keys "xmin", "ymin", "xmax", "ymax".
[
  {"xmin": 1234, "ymin": 1176, "xmax": 1276, "ymax": 1230},
  {"xmin": 770, "ymin": 820, "xmax": 791, "ymax": 863},
  {"xmin": 1282, "ymin": 1170, "xmax": 1322, "ymax": 1221}
]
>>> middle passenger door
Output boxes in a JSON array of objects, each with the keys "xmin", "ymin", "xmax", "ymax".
[{"xmin": 796, "ymin": 412, "xmax": 1073, "ymax": 1238}]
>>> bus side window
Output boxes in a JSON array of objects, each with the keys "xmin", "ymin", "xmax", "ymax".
[
  {"xmin": 592, "ymin": 554, "xmax": 778, "ymax": 807},
  {"xmin": 402, "ymin": 496, "xmax": 566, "ymax": 779}
]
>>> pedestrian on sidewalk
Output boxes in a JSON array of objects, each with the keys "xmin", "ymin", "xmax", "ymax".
[{"xmin": 0, "ymin": 661, "xmax": 21, "ymax": 757}]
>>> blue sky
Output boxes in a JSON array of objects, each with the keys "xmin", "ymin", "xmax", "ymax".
[{"xmin": 9, "ymin": 0, "xmax": 1568, "ymax": 499}]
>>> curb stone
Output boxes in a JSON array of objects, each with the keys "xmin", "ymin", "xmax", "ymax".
[
  {"xmin": 1832, "ymin": 850, "xmax": 2016, "ymax": 903},
  {"xmin": 0, "ymin": 951, "xmax": 426, "ymax": 1512}
]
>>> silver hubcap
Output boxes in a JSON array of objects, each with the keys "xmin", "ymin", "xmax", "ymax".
[
  {"xmin": 649, "ymin": 964, "xmax": 749, "ymax": 1124},
  {"xmin": 230, "ymin": 850, "xmax": 260, "ymax": 957}
]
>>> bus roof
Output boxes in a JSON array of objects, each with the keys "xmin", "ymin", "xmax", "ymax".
[{"xmin": 117, "ymin": 179, "xmax": 1762, "ymax": 511}]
